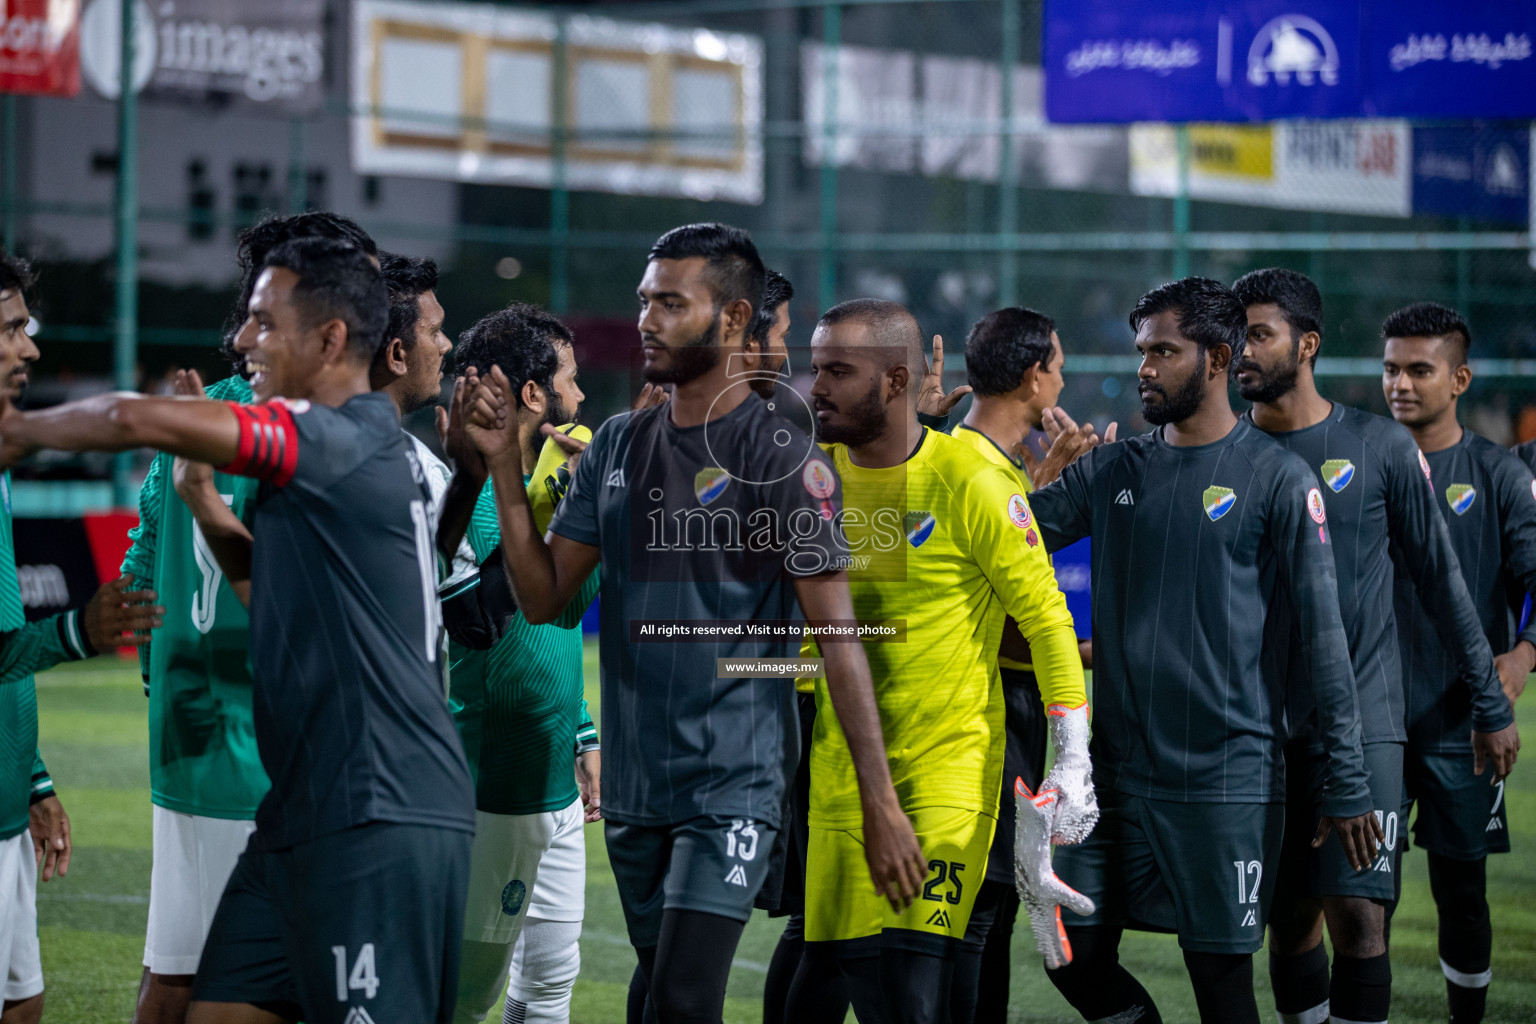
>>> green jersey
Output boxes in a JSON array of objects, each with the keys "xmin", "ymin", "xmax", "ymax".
[
  {"xmin": 0, "ymin": 473, "xmax": 97, "ymax": 839},
  {"xmin": 121, "ymin": 375, "xmax": 269, "ymax": 820},
  {"xmin": 449, "ymin": 477, "xmax": 598, "ymax": 816}
]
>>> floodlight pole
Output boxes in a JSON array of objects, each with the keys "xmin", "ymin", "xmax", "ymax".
[
  {"xmin": 112, "ymin": 0, "xmax": 140, "ymax": 507},
  {"xmin": 997, "ymin": 0, "xmax": 1020, "ymax": 307},
  {"xmin": 816, "ymin": 2, "xmax": 841, "ymax": 316},
  {"xmin": 1172, "ymin": 123, "xmax": 1190, "ymax": 279}
]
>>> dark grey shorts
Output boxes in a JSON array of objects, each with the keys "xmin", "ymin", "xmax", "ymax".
[
  {"xmin": 1053, "ymin": 791, "xmax": 1283, "ymax": 954},
  {"xmin": 1274, "ymin": 741, "xmax": 1404, "ymax": 902},
  {"xmin": 193, "ymin": 822, "xmax": 472, "ymax": 1024},
  {"xmin": 1403, "ymin": 743, "xmax": 1511, "ymax": 860},
  {"xmin": 605, "ymin": 814, "xmax": 778, "ymax": 948}
]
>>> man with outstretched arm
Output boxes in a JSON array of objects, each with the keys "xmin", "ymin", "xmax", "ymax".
[
  {"xmin": 0, "ymin": 237, "xmax": 476, "ymax": 1024},
  {"xmin": 454, "ymin": 223, "xmax": 922, "ymax": 1024},
  {"xmin": 119, "ymin": 211, "xmax": 377, "ymax": 1024}
]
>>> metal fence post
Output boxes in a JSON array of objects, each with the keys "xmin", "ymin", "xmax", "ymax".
[
  {"xmin": 287, "ymin": 117, "xmax": 307, "ymax": 214},
  {"xmin": 550, "ymin": 15, "xmax": 571, "ymax": 314},
  {"xmin": 817, "ymin": 2, "xmax": 841, "ymax": 316},
  {"xmin": 998, "ymin": 0, "xmax": 1020, "ymax": 307},
  {"xmin": 1172, "ymin": 123, "xmax": 1191, "ymax": 280},
  {"xmin": 112, "ymin": 0, "xmax": 140, "ymax": 507}
]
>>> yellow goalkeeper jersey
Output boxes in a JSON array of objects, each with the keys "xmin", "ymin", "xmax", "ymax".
[{"xmin": 804, "ymin": 428, "xmax": 1084, "ymax": 828}]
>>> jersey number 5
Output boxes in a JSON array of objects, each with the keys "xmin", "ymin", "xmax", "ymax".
[{"xmin": 191, "ymin": 494, "xmax": 235, "ymax": 635}]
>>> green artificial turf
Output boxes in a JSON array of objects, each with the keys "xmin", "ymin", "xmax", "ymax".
[{"xmin": 30, "ymin": 650, "xmax": 1536, "ymax": 1022}]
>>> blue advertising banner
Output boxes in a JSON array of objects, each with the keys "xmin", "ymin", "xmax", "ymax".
[
  {"xmin": 1046, "ymin": 0, "xmax": 1536, "ymax": 123},
  {"xmin": 1412, "ymin": 125, "xmax": 1530, "ymax": 225},
  {"xmin": 1366, "ymin": 1, "xmax": 1536, "ymax": 118}
]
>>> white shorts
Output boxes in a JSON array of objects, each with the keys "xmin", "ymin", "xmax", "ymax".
[
  {"xmin": 465, "ymin": 800, "xmax": 585, "ymax": 944},
  {"xmin": 0, "ymin": 830, "xmax": 42, "ymax": 1001},
  {"xmin": 525, "ymin": 800, "xmax": 585, "ymax": 924},
  {"xmin": 144, "ymin": 806, "xmax": 256, "ymax": 975}
]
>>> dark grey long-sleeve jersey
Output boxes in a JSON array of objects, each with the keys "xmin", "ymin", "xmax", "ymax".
[
  {"xmin": 1396, "ymin": 430, "xmax": 1536, "ymax": 751},
  {"xmin": 1249, "ymin": 404, "xmax": 1509, "ymax": 745},
  {"xmin": 1029, "ymin": 420, "xmax": 1371, "ymax": 818}
]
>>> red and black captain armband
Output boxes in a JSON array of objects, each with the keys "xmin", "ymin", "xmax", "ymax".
[{"xmin": 218, "ymin": 400, "xmax": 300, "ymax": 486}]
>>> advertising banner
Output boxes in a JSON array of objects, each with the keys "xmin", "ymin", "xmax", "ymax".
[
  {"xmin": 1413, "ymin": 125, "xmax": 1529, "ymax": 226},
  {"xmin": 1130, "ymin": 119, "xmax": 1411, "ymax": 216},
  {"xmin": 1045, "ymin": 0, "xmax": 1534, "ymax": 123},
  {"xmin": 0, "ymin": 0, "xmax": 80, "ymax": 97}
]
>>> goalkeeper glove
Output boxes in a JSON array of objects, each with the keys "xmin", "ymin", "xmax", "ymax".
[
  {"xmin": 1014, "ymin": 777, "xmax": 1096, "ymax": 969},
  {"xmin": 1042, "ymin": 703, "xmax": 1098, "ymax": 845}
]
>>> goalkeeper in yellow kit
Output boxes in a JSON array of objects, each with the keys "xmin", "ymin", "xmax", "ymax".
[{"xmin": 783, "ymin": 299, "xmax": 1094, "ymax": 1024}]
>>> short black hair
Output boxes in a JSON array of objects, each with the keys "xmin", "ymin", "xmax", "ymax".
[
  {"xmin": 378, "ymin": 252, "xmax": 440, "ymax": 351},
  {"xmin": 817, "ymin": 298, "xmax": 924, "ymax": 371},
  {"xmin": 1130, "ymin": 277, "xmax": 1247, "ymax": 370},
  {"xmin": 224, "ymin": 212, "xmax": 377, "ymax": 358},
  {"xmin": 648, "ymin": 223, "xmax": 765, "ymax": 318},
  {"xmin": 261, "ymin": 237, "xmax": 389, "ymax": 362},
  {"xmin": 0, "ymin": 248, "xmax": 36, "ymax": 301},
  {"xmin": 452, "ymin": 303, "xmax": 571, "ymax": 409},
  {"xmin": 1231, "ymin": 267, "xmax": 1324, "ymax": 368},
  {"xmin": 748, "ymin": 269, "xmax": 794, "ymax": 346},
  {"xmin": 965, "ymin": 307, "xmax": 1055, "ymax": 396},
  {"xmin": 1381, "ymin": 301, "xmax": 1471, "ymax": 368}
]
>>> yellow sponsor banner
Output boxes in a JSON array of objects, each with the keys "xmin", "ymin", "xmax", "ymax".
[{"xmin": 1187, "ymin": 124, "xmax": 1274, "ymax": 180}]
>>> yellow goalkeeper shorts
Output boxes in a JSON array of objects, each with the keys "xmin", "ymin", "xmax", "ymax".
[{"xmin": 804, "ymin": 805, "xmax": 995, "ymax": 947}]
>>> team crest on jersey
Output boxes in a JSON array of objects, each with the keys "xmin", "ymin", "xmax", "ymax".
[
  {"xmin": 1321, "ymin": 459, "xmax": 1354, "ymax": 492},
  {"xmin": 802, "ymin": 460, "xmax": 837, "ymax": 499},
  {"xmin": 1202, "ymin": 486, "xmax": 1236, "ymax": 521},
  {"xmin": 694, "ymin": 467, "xmax": 731, "ymax": 506},
  {"xmin": 1446, "ymin": 483, "xmax": 1477, "ymax": 516},
  {"xmin": 904, "ymin": 511, "xmax": 936, "ymax": 547},
  {"xmin": 1418, "ymin": 449, "xmax": 1432, "ymax": 482},
  {"xmin": 1307, "ymin": 487, "xmax": 1327, "ymax": 524},
  {"xmin": 501, "ymin": 879, "xmax": 527, "ymax": 916},
  {"xmin": 1008, "ymin": 493, "xmax": 1032, "ymax": 529}
]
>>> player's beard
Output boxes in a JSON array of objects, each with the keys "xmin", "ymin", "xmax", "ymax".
[
  {"xmin": 1140, "ymin": 367, "xmax": 1207, "ymax": 426},
  {"xmin": 543, "ymin": 390, "xmax": 576, "ymax": 432},
  {"xmin": 815, "ymin": 377, "xmax": 887, "ymax": 447},
  {"xmin": 642, "ymin": 313, "xmax": 722, "ymax": 385},
  {"xmin": 1235, "ymin": 338, "xmax": 1301, "ymax": 404}
]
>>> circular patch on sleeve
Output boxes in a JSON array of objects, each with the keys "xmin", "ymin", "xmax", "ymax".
[
  {"xmin": 1307, "ymin": 487, "xmax": 1327, "ymax": 524},
  {"xmin": 1008, "ymin": 493, "xmax": 1033, "ymax": 529},
  {"xmin": 802, "ymin": 459, "xmax": 837, "ymax": 499},
  {"xmin": 1418, "ymin": 449, "xmax": 1432, "ymax": 482},
  {"xmin": 501, "ymin": 879, "xmax": 527, "ymax": 917}
]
